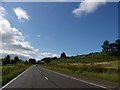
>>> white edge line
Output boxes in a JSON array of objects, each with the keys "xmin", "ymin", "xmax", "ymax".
[
  {"xmin": 40, "ymin": 67, "xmax": 109, "ymax": 89},
  {"xmin": 0, "ymin": 66, "xmax": 32, "ymax": 90}
]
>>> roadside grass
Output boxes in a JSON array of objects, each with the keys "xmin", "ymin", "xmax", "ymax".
[
  {"xmin": 0, "ymin": 76, "xmax": 1, "ymax": 82},
  {"xmin": 40, "ymin": 52, "xmax": 120, "ymax": 83},
  {"xmin": 41, "ymin": 61, "xmax": 120, "ymax": 83},
  {"xmin": 0, "ymin": 65, "xmax": 2, "ymax": 83},
  {"xmin": 56, "ymin": 52, "xmax": 119, "ymax": 64},
  {"xmin": 2, "ymin": 63, "xmax": 30, "ymax": 86},
  {"xmin": 81, "ymin": 72, "xmax": 119, "ymax": 82}
]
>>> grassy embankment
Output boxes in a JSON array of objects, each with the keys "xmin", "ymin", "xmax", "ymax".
[
  {"xmin": 40, "ymin": 52, "xmax": 120, "ymax": 83},
  {"xmin": 2, "ymin": 63, "xmax": 30, "ymax": 86}
]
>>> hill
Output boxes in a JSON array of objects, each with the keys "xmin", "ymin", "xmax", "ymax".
[{"xmin": 40, "ymin": 52, "xmax": 120, "ymax": 83}]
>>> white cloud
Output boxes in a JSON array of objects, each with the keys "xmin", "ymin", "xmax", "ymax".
[
  {"xmin": 72, "ymin": 0, "xmax": 106, "ymax": 16},
  {"xmin": 0, "ymin": 6, "xmax": 7, "ymax": 18},
  {"xmin": 13, "ymin": 7, "xmax": 30, "ymax": 21},
  {"xmin": 36, "ymin": 52, "xmax": 59, "ymax": 60},
  {"xmin": 0, "ymin": 6, "xmax": 38, "ymax": 60},
  {"xmin": 0, "ymin": 6, "xmax": 58, "ymax": 60}
]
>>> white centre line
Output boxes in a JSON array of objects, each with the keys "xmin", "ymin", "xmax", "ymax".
[
  {"xmin": 45, "ymin": 77, "xmax": 48, "ymax": 80},
  {"xmin": 36, "ymin": 66, "xmax": 49, "ymax": 80},
  {"xmin": 36, "ymin": 66, "xmax": 41, "ymax": 73}
]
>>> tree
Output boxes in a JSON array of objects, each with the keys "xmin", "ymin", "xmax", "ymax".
[
  {"xmin": 115, "ymin": 39, "xmax": 120, "ymax": 52},
  {"xmin": 6, "ymin": 55, "xmax": 11, "ymax": 62},
  {"xmin": 60, "ymin": 52, "xmax": 66, "ymax": 58},
  {"xmin": 3, "ymin": 55, "xmax": 11, "ymax": 64},
  {"xmin": 29, "ymin": 58, "xmax": 36, "ymax": 64},
  {"xmin": 53, "ymin": 57, "xmax": 57, "ymax": 60},
  {"xmin": 14, "ymin": 56, "xmax": 20, "ymax": 63},
  {"xmin": 41, "ymin": 57, "xmax": 51, "ymax": 63},
  {"xmin": 10, "ymin": 59, "xmax": 15, "ymax": 64},
  {"xmin": 101, "ymin": 40, "xmax": 110, "ymax": 52},
  {"xmin": 24, "ymin": 60, "xmax": 28, "ymax": 64},
  {"xmin": 109, "ymin": 43, "xmax": 117, "ymax": 52}
]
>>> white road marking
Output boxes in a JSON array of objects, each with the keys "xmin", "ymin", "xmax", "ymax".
[
  {"xmin": 40, "ymin": 67, "xmax": 109, "ymax": 90},
  {"xmin": 39, "ymin": 70, "xmax": 41, "ymax": 73},
  {"xmin": 36, "ymin": 66, "xmax": 41, "ymax": 73},
  {"xmin": 1, "ymin": 65, "xmax": 110, "ymax": 89},
  {"xmin": 36, "ymin": 66, "xmax": 49, "ymax": 80},
  {"xmin": 45, "ymin": 77, "xmax": 48, "ymax": 80},
  {"xmin": 0, "ymin": 65, "xmax": 33, "ymax": 90}
]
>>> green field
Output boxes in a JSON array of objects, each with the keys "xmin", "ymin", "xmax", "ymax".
[
  {"xmin": 40, "ymin": 52, "xmax": 120, "ymax": 83},
  {"xmin": 2, "ymin": 63, "xmax": 30, "ymax": 86}
]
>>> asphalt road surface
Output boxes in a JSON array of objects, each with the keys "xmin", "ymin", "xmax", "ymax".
[{"xmin": 2, "ymin": 65, "xmax": 108, "ymax": 89}]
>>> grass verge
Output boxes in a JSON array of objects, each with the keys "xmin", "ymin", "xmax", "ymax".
[
  {"xmin": 40, "ymin": 60, "xmax": 120, "ymax": 83},
  {"xmin": 2, "ymin": 63, "xmax": 30, "ymax": 86}
]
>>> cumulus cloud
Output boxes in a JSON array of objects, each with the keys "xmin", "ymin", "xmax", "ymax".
[
  {"xmin": 72, "ymin": 0, "xmax": 106, "ymax": 16},
  {"xmin": 0, "ymin": 6, "xmax": 38, "ymax": 60},
  {"xmin": 13, "ymin": 7, "xmax": 30, "ymax": 21},
  {"xmin": 36, "ymin": 52, "xmax": 59, "ymax": 60},
  {"xmin": 0, "ymin": 6, "xmax": 7, "ymax": 18},
  {"xmin": 0, "ymin": 6, "xmax": 58, "ymax": 60}
]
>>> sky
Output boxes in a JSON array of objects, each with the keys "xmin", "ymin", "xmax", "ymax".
[{"xmin": 0, "ymin": 1, "xmax": 118, "ymax": 60}]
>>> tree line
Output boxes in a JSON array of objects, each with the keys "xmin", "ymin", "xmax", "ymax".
[
  {"xmin": 1, "ymin": 52, "xmax": 67, "ymax": 65},
  {"xmin": 101, "ymin": 39, "xmax": 120, "ymax": 56},
  {"xmin": 2, "ymin": 55, "xmax": 20, "ymax": 65},
  {"xmin": 38, "ymin": 52, "xmax": 66, "ymax": 64},
  {"xmin": 40, "ymin": 39, "xmax": 120, "ymax": 64},
  {"xmin": 2, "ymin": 55, "xmax": 37, "ymax": 65},
  {"xmin": 1, "ymin": 39, "xmax": 119, "ymax": 65}
]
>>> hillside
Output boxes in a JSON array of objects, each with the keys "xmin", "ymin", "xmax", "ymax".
[{"xmin": 40, "ymin": 52, "xmax": 120, "ymax": 83}]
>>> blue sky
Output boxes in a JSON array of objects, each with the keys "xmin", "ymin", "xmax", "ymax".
[{"xmin": 1, "ymin": 2, "xmax": 118, "ymax": 59}]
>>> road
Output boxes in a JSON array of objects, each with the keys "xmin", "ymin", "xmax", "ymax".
[{"xmin": 2, "ymin": 65, "xmax": 108, "ymax": 89}]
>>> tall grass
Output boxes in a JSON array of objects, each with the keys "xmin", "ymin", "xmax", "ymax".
[
  {"xmin": 42, "ymin": 62, "xmax": 119, "ymax": 83},
  {"xmin": 40, "ymin": 52, "xmax": 120, "ymax": 83}
]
